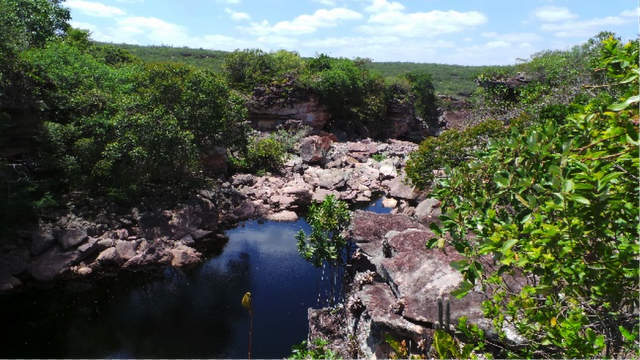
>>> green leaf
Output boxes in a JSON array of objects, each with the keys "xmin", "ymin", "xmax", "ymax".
[
  {"xmin": 619, "ymin": 325, "xmax": 636, "ymax": 342},
  {"xmin": 608, "ymin": 95, "xmax": 639, "ymax": 111},
  {"xmin": 569, "ymin": 194, "xmax": 591, "ymax": 205},
  {"xmin": 451, "ymin": 280, "xmax": 474, "ymax": 299},
  {"xmin": 502, "ymin": 238, "xmax": 518, "ymax": 252}
]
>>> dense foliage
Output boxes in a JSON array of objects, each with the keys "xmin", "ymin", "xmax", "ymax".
[
  {"xmin": 423, "ymin": 37, "xmax": 638, "ymax": 358},
  {"xmin": 296, "ymin": 195, "xmax": 351, "ymax": 268},
  {"xmin": 0, "ymin": 0, "xmax": 251, "ymax": 232}
]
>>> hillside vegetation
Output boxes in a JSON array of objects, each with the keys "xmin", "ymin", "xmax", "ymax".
[{"xmin": 102, "ymin": 42, "xmax": 492, "ymax": 96}]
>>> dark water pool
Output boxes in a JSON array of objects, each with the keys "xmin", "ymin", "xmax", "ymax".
[{"xmin": 1, "ymin": 199, "xmax": 390, "ymax": 358}]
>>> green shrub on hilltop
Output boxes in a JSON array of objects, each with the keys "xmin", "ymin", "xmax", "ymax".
[{"xmin": 426, "ymin": 37, "xmax": 639, "ymax": 358}]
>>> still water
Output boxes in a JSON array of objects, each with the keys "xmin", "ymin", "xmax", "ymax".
[{"xmin": 1, "ymin": 199, "xmax": 390, "ymax": 358}]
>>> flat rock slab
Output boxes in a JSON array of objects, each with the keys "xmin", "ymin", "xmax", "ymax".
[
  {"xmin": 59, "ymin": 228, "xmax": 88, "ymax": 250},
  {"xmin": 30, "ymin": 247, "xmax": 79, "ymax": 281},
  {"xmin": 381, "ymin": 230, "xmax": 488, "ymax": 330},
  {"xmin": 349, "ymin": 211, "xmax": 426, "ymax": 257},
  {"xmin": 265, "ymin": 210, "xmax": 298, "ymax": 222},
  {"xmin": 357, "ymin": 282, "xmax": 430, "ymax": 337}
]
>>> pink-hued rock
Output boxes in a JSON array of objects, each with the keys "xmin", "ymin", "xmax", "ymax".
[{"xmin": 300, "ymin": 135, "xmax": 333, "ymax": 164}]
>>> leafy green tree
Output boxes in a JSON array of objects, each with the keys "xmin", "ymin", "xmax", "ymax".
[
  {"xmin": 297, "ymin": 195, "xmax": 351, "ymax": 268},
  {"xmin": 405, "ymin": 70, "xmax": 438, "ymax": 122},
  {"xmin": 427, "ymin": 37, "xmax": 638, "ymax": 358}
]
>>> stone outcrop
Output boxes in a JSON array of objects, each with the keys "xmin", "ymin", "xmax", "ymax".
[
  {"xmin": 229, "ymin": 138, "xmax": 422, "ymax": 223},
  {"xmin": 307, "ymin": 210, "xmax": 514, "ymax": 358}
]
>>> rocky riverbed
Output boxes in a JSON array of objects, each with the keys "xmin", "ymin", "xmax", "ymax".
[{"xmin": 0, "ymin": 135, "xmax": 440, "ymax": 293}]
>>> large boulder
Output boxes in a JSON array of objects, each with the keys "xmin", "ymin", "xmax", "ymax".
[
  {"xmin": 58, "ymin": 228, "xmax": 88, "ymax": 250},
  {"xmin": 300, "ymin": 135, "xmax": 333, "ymax": 164},
  {"xmin": 31, "ymin": 227, "xmax": 56, "ymax": 256},
  {"xmin": 29, "ymin": 247, "xmax": 80, "ymax": 281},
  {"xmin": 304, "ymin": 167, "xmax": 348, "ymax": 190},
  {"xmin": 414, "ymin": 198, "xmax": 441, "ymax": 225},
  {"xmin": 387, "ymin": 175, "xmax": 419, "ymax": 200}
]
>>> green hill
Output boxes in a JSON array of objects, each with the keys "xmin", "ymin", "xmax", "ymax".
[{"xmin": 105, "ymin": 42, "xmax": 512, "ymax": 96}]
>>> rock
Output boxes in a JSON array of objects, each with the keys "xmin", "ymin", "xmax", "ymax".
[
  {"xmin": 265, "ymin": 210, "xmax": 298, "ymax": 222},
  {"xmin": 96, "ymin": 247, "xmax": 122, "ymax": 266},
  {"xmin": 248, "ymin": 94, "xmax": 330, "ymax": 131},
  {"xmin": 0, "ymin": 248, "xmax": 29, "ymax": 276},
  {"xmin": 191, "ymin": 229, "xmax": 213, "ymax": 241},
  {"xmin": 115, "ymin": 240, "xmax": 137, "ymax": 261},
  {"xmin": 233, "ymin": 200, "xmax": 255, "ymax": 220},
  {"xmin": 382, "ymin": 197, "xmax": 398, "ymax": 208},
  {"xmin": 77, "ymin": 237, "xmax": 101, "ymax": 254},
  {"xmin": 378, "ymin": 159, "xmax": 397, "ymax": 179},
  {"xmin": 308, "ymin": 307, "xmax": 354, "ymax": 359},
  {"xmin": 388, "ymin": 175, "xmax": 418, "ymax": 200},
  {"xmin": 76, "ymin": 266, "xmax": 92, "ymax": 276},
  {"xmin": 97, "ymin": 238, "xmax": 115, "ymax": 248},
  {"xmin": 300, "ymin": 135, "xmax": 333, "ymax": 164},
  {"xmin": 414, "ymin": 198, "xmax": 441, "ymax": 225},
  {"xmin": 180, "ymin": 234, "xmax": 195, "ymax": 246},
  {"xmin": 123, "ymin": 243, "xmax": 173, "ymax": 268},
  {"xmin": 380, "ymin": 230, "xmax": 491, "ymax": 331},
  {"xmin": 58, "ymin": 228, "xmax": 88, "ymax": 250},
  {"xmin": 270, "ymin": 194, "xmax": 296, "ymax": 210},
  {"xmin": 232, "ymin": 174, "xmax": 257, "ymax": 187},
  {"xmin": 114, "ymin": 228, "xmax": 129, "ymax": 240},
  {"xmin": 304, "ymin": 167, "xmax": 348, "ymax": 189},
  {"xmin": 30, "ymin": 247, "xmax": 80, "ymax": 281},
  {"xmin": 31, "ymin": 228, "xmax": 56, "ymax": 256},
  {"xmin": 312, "ymin": 188, "xmax": 341, "ymax": 203},
  {"xmin": 0, "ymin": 275, "xmax": 22, "ymax": 292},
  {"xmin": 170, "ymin": 244, "xmax": 201, "ymax": 267}
]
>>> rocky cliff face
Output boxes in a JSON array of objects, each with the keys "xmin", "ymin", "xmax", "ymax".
[
  {"xmin": 307, "ymin": 210, "xmax": 524, "ymax": 358},
  {"xmin": 247, "ymin": 77, "xmax": 330, "ymax": 131}
]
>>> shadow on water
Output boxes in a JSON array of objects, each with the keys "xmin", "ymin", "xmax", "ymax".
[{"xmin": 0, "ymin": 198, "xmax": 390, "ymax": 358}]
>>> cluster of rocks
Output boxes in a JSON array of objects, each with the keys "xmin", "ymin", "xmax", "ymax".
[
  {"xmin": 224, "ymin": 135, "xmax": 433, "ymax": 223},
  {"xmin": 0, "ymin": 193, "xmax": 220, "ymax": 291},
  {"xmin": 0, "ymin": 134, "xmax": 435, "ymax": 293},
  {"xmin": 307, "ymin": 210, "xmax": 525, "ymax": 358}
]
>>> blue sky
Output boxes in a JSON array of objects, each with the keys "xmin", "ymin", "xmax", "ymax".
[{"xmin": 65, "ymin": 0, "xmax": 639, "ymax": 65}]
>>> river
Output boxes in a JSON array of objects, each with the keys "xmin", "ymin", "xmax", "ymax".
[{"xmin": 1, "ymin": 199, "xmax": 390, "ymax": 358}]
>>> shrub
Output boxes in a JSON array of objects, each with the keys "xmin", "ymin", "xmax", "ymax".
[
  {"xmin": 428, "ymin": 37, "xmax": 639, "ymax": 358},
  {"xmin": 244, "ymin": 135, "xmax": 287, "ymax": 173},
  {"xmin": 405, "ymin": 119, "xmax": 507, "ymax": 189},
  {"xmin": 296, "ymin": 195, "xmax": 351, "ymax": 268}
]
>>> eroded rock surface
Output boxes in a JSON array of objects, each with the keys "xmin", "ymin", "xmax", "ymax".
[{"xmin": 307, "ymin": 210, "xmax": 504, "ymax": 358}]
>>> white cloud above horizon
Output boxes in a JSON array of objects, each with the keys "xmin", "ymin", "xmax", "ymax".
[
  {"xmin": 65, "ymin": 0, "xmax": 125, "ymax": 17},
  {"xmin": 64, "ymin": 0, "xmax": 638, "ymax": 65}
]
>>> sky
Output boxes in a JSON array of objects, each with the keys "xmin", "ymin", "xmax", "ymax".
[{"xmin": 65, "ymin": 0, "xmax": 639, "ymax": 65}]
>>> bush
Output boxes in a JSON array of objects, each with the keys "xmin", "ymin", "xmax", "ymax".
[
  {"xmin": 427, "ymin": 37, "xmax": 639, "ymax": 358},
  {"xmin": 405, "ymin": 70, "xmax": 438, "ymax": 121},
  {"xmin": 303, "ymin": 55, "xmax": 388, "ymax": 138},
  {"xmin": 243, "ymin": 135, "xmax": 287, "ymax": 174},
  {"xmin": 405, "ymin": 119, "xmax": 507, "ymax": 189}
]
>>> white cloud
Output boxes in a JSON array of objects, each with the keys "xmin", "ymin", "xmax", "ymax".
[
  {"xmin": 541, "ymin": 15, "xmax": 631, "ymax": 38},
  {"xmin": 313, "ymin": 0, "xmax": 337, "ymax": 6},
  {"xmin": 245, "ymin": 8, "xmax": 362, "ymax": 36},
  {"xmin": 533, "ymin": 6, "xmax": 577, "ymax": 22},
  {"xmin": 620, "ymin": 8, "xmax": 640, "ymax": 17},
  {"xmin": 359, "ymin": 9, "xmax": 487, "ymax": 38},
  {"xmin": 64, "ymin": 0, "xmax": 125, "ymax": 17},
  {"xmin": 481, "ymin": 32, "xmax": 543, "ymax": 43},
  {"xmin": 225, "ymin": 8, "xmax": 250, "ymax": 21},
  {"xmin": 365, "ymin": 0, "xmax": 404, "ymax": 13}
]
